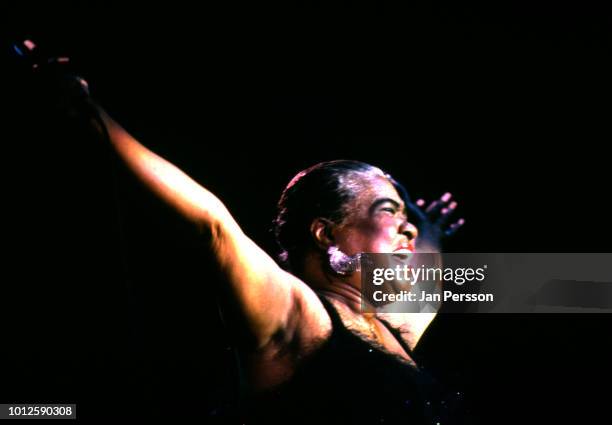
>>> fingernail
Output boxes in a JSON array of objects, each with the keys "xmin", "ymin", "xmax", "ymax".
[
  {"xmin": 416, "ymin": 199, "xmax": 425, "ymax": 207},
  {"xmin": 449, "ymin": 201, "xmax": 457, "ymax": 209},
  {"xmin": 24, "ymin": 40, "xmax": 36, "ymax": 51},
  {"xmin": 441, "ymin": 208, "xmax": 449, "ymax": 215},
  {"xmin": 458, "ymin": 218, "xmax": 465, "ymax": 225},
  {"xmin": 441, "ymin": 192, "xmax": 452, "ymax": 202}
]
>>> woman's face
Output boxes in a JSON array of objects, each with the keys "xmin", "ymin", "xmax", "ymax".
[{"xmin": 332, "ymin": 175, "xmax": 418, "ymax": 256}]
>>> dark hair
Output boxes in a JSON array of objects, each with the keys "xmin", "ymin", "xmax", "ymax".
[{"xmin": 273, "ymin": 160, "xmax": 408, "ymax": 272}]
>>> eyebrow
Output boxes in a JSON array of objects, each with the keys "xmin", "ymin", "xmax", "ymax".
[{"xmin": 369, "ymin": 198, "xmax": 406, "ymax": 215}]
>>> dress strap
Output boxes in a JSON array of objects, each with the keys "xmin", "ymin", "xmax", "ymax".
[{"xmin": 315, "ymin": 292, "xmax": 345, "ymax": 331}]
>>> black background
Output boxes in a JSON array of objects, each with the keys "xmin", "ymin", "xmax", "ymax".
[{"xmin": 2, "ymin": 1, "xmax": 611, "ymax": 423}]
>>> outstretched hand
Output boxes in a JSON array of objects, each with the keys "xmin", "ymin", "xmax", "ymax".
[
  {"xmin": 406, "ymin": 192, "xmax": 464, "ymax": 253},
  {"xmin": 11, "ymin": 39, "xmax": 92, "ymax": 117}
]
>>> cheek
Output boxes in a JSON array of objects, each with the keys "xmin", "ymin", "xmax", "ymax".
[
  {"xmin": 365, "ymin": 220, "xmax": 398, "ymax": 250},
  {"xmin": 374, "ymin": 227, "xmax": 397, "ymax": 247},
  {"xmin": 336, "ymin": 218, "xmax": 399, "ymax": 254}
]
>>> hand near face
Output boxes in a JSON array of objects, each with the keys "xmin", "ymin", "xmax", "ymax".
[{"xmin": 406, "ymin": 192, "xmax": 464, "ymax": 253}]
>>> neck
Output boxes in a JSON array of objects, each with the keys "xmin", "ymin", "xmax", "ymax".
[
  {"xmin": 316, "ymin": 282, "xmax": 363, "ymax": 313},
  {"xmin": 300, "ymin": 251, "xmax": 367, "ymax": 314},
  {"xmin": 300, "ymin": 252, "xmax": 435, "ymax": 352}
]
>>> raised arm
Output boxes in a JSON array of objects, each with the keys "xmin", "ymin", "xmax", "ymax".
[
  {"xmin": 94, "ymin": 105, "xmax": 326, "ymax": 350},
  {"xmin": 11, "ymin": 38, "xmax": 324, "ymax": 352}
]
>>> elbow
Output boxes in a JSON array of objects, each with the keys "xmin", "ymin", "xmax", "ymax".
[{"xmin": 201, "ymin": 217, "xmax": 236, "ymax": 259}]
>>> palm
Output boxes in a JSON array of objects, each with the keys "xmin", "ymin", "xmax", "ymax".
[{"xmin": 406, "ymin": 192, "xmax": 464, "ymax": 253}]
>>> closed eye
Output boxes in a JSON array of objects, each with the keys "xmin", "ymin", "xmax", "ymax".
[{"xmin": 370, "ymin": 198, "xmax": 405, "ymax": 218}]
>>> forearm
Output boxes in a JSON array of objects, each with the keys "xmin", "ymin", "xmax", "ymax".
[{"xmin": 95, "ymin": 105, "xmax": 228, "ymax": 231}]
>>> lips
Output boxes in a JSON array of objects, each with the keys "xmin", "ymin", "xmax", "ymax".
[{"xmin": 393, "ymin": 242, "xmax": 415, "ymax": 253}]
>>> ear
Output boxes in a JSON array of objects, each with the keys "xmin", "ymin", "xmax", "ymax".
[{"xmin": 310, "ymin": 218, "xmax": 335, "ymax": 250}]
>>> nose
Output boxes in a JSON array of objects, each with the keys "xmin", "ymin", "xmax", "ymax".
[{"xmin": 400, "ymin": 220, "xmax": 418, "ymax": 242}]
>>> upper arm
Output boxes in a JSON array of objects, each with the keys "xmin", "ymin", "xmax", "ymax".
[{"xmin": 209, "ymin": 204, "xmax": 330, "ymax": 350}]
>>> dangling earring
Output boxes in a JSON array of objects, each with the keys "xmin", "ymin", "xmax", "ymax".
[{"xmin": 327, "ymin": 246, "xmax": 361, "ymax": 275}]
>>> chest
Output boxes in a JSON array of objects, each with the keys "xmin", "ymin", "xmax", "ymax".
[{"xmin": 331, "ymin": 304, "xmax": 416, "ymax": 366}]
